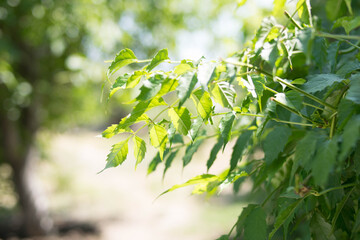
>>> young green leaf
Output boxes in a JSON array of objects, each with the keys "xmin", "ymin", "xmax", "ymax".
[
  {"xmin": 136, "ymin": 74, "xmax": 165, "ymax": 101},
  {"xmin": 219, "ymin": 112, "xmax": 236, "ymax": 149},
  {"xmin": 133, "ymin": 135, "xmax": 146, "ymax": 168},
  {"xmin": 100, "ymin": 139, "xmax": 129, "ymax": 173},
  {"xmin": 157, "ymin": 78, "xmax": 178, "ymax": 96},
  {"xmin": 177, "ymin": 72, "xmax": 198, "ymax": 107},
  {"xmin": 230, "ymin": 131, "xmax": 252, "ymax": 172},
  {"xmin": 146, "ymin": 49, "xmax": 169, "ymax": 72},
  {"xmin": 243, "ymin": 206, "xmax": 267, "ymax": 240},
  {"xmin": 109, "ymin": 74, "xmax": 129, "ymax": 98},
  {"xmin": 272, "ymin": 0, "xmax": 286, "ymax": 17},
  {"xmin": 310, "ymin": 212, "xmax": 336, "ymax": 240},
  {"xmin": 207, "ymin": 137, "xmax": 224, "ymax": 171},
  {"xmin": 102, "ymin": 124, "xmax": 131, "ymax": 139},
  {"xmin": 191, "ymin": 89, "xmax": 213, "ymax": 121},
  {"xmin": 149, "ymin": 124, "xmax": 168, "ymax": 160},
  {"xmin": 209, "ymin": 81, "xmax": 236, "ymax": 109},
  {"xmin": 297, "ymin": 0, "xmax": 312, "ymax": 25},
  {"xmin": 108, "ymin": 48, "xmax": 137, "ymax": 76},
  {"xmin": 263, "ymin": 126, "xmax": 292, "ymax": 163},
  {"xmin": 126, "ymin": 70, "xmax": 146, "ymax": 88},
  {"xmin": 168, "ymin": 107, "xmax": 191, "ymax": 136},
  {"xmin": 174, "ymin": 63, "xmax": 193, "ymax": 75},
  {"xmin": 312, "ymin": 137, "xmax": 339, "ymax": 186}
]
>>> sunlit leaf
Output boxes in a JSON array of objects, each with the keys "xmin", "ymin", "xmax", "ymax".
[
  {"xmin": 174, "ymin": 63, "xmax": 193, "ymax": 75},
  {"xmin": 149, "ymin": 124, "xmax": 168, "ymax": 160},
  {"xmin": 177, "ymin": 72, "xmax": 198, "ymax": 107},
  {"xmin": 191, "ymin": 89, "xmax": 213, "ymax": 121},
  {"xmin": 209, "ymin": 81, "xmax": 236, "ymax": 109},
  {"xmin": 189, "ymin": 116, "xmax": 203, "ymax": 141},
  {"xmin": 102, "ymin": 124, "xmax": 131, "ymax": 139},
  {"xmin": 109, "ymin": 74, "xmax": 128, "ymax": 98},
  {"xmin": 146, "ymin": 49, "xmax": 169, "ymax": 72},
  {"xmin": 297, "ymin": 0, "xmax": 312, "ymax": 25},
  {"xmin": 136, "ymin": 74, "xmax": 165, "ymax": 101},
  {"xmin": 168, "ymin": 107, "xmax": 191, "ymax": 135},
  {"xmin": 133, "ymin": 135, "xmax": 146, "ymax": 168},
  {"xmin": 100, "ymin": 139, "xmax": 129, "ymax": 173},
  {"xmin": 126, "ymin": 70, "xmax": 146, "ymax": 88},
  {"xmin": 108, "ymin": 48, "xmax": 137, "ymax": 76},
  {"xmin": 273, "ymin": 0, "xmax": 286, "ymax": 17}
]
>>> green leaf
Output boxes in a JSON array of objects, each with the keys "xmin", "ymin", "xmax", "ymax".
[
  {"xmin": 269, "ymin": 198, "xmax": 303, "ymax": 239},
  {"xmin": 100, "ymin": 139, "xmax": 129, "ymax": 173},
  {"xmin": 260, "ymin": 42, "xmax": 279, "ymax": 67},
  {"xmin": 346, "ymin": 73, "xmax": 360, "ymax": 104},
  {"xmin": 189, "ymin": 117, "xmax": 203, "ymax": 141},
  {"xmin": 332, "ymin": 187, "xmax": 355, "ymax": 230},
  {"xmin": 174, "ymin": 63, "xmax": 193, "ymax": 75},
  {"xmin": 272, "ymin": 0, "xmax": 286, "ymax": 17},
  {"xmin": 183, "ymin": 137, "xmax": 205, "ymax": 167},
  {"xmin": 159, "ymin": 174, "xmax": 218, "ymax": 197},
  {"xmin": 209, "ymin": 81, "xmax": 236, "ymax": 109},
  {"xmin": 292, "ymin": 131, "xmax": 318, "ymax": 174},
  {"xmin": 302, "ymin": 74, "xmax": 343, "ymax": 93},
  {"xmin": 108, "ymin": 48, "xmax": 137, "ymax": 76},
  {"xmin": 136, "ymin": 74, "xmax": 165, "ymax": 101},
  {"xmin": 163, "ymin": 150, "xmax": 179, "ymax": 178},
  {"xmin": 312, "ymin": 137, "xmax": 339, "ymax": 186},
  {"xmin": 197, "ymin": 61, "xmax": 217, "ymax": 89},
  {"xmin": 216, "ymin": 235, "xmax": 229, "ymax": 240},
  {"xmin": 333, "ymin": 16, "xmax": 360, "ymax": 34},
  {"xmin": 236, "ymin": 204, "xmax": 257, "ymax": 237},
  {"xmin": 168, "ymin": 107, "xmax": 191, "ymax": 135},
  {"xmin": 296, "ymin": 0, "xmax": 312, "ymax": 25},
  {"xmin": 237, "ymin": 0, "xmax": 247, "ymax": 7},
  {"xmin": 243, "ymin": 206, "xmax": 267, "ymax": 240},
  {"xmin": 191, "ymin": 89, "xmax": 213, "ymax": 121},
  {"xmin": 133, "ymin": 135, "xmax": 146, "ymax": 168},
  {"xmin": 310, "ymin": 212, "xmax": 336, "ymax": 240},
  {"xmin": 297, "ymin": 27, "xmax": 314, "ymax": 64},
  {"xmin": 340, "ymin": 116, "xmax": 360, "ymax": 160},
  {"xmin": 109, "ymin": 74, "xmax": 128, "ymax": 98},
  {"xmin": 126, "ymin": 70, "xmax": 146, "ymax": 88},
  {"xmin": 243, "ymin": 75, "xmax": 266, "ymax": 99},
  {"xmin": 230, "ymin": 131, "xmax": 252, "ymax": 172},
  {"xmin": 275, "ymin": 91, "xmax": 303, "ymax": 111},
  {"xmin": 146, "ymin": 49, "xmax": 169, "ymax": 72},
  {"xmin": 219, "ymin": 112, "xmax": 236, "ymax": 149},
  {"xmin": 177, "ymin": 72, "xmax": 198, "ymax": 107},
  {"xmin": 147, "ymin": 149, "xmax": 169, "ymax": 175},
  {"xmin": 207, "ymin": 137, "xmax": 224, "ymax": 171},
  {"xmin": 263, "ymin": 126, "xmax": 292, "ymax": 163},
  {"xmin": 336, "ymin": 60, "xmax": 360, "ymax": 78},
  {"xmin": 149, "ymin": 124, "xmax": 168, "ymax": 160},
  {"xmin": 102, "ymin": 124, "xmax": 132, "ymax": 139}
]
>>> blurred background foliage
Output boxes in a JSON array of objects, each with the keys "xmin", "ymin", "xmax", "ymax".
[{"xmin": 2, "ymin": 0, "xmax": 357, "ymax": 238}]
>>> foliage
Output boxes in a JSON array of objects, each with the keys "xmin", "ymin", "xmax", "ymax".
[{"xmin": 103, "ymin": 0, "xmax": 360, "ymax": 239}]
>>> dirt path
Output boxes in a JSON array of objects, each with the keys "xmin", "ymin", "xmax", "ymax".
[{"xmin": 37, "ymin": 130, "xmax": 244, "ymax": 240}]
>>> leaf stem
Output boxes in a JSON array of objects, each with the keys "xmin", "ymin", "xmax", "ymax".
[
  {"xmin": 271, "ymin": 98, "xmax": 313, "ymax": 123},
  {"xmin": 271, "ymin": 118, "xmax": 313, "ymax": 127},
  {"xmin": 284, "ymin": 10, "xmax": 303, "ymax": 30},
  {"xmin": 316, "ymin": 32, "xmax": 360, "ymax": 41}
]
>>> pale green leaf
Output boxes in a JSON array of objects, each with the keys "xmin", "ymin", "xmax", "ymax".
[
  {"xmin": 100, "ymin": 139, "xmax": 129, "ymax": 173},
  {"xmin": 126, "ymin": 70, "xmax": 146, "ymax": 88},
  {"xmin": 207, "ymin": 137, "xmax": 224, "ymax": 171},
  {"xmin": 346, "ymin": 73, "xmax": 360, "ymax": 104},
  {"xmin": 149, "ymin": 124, "xmax": 168, "ymax": 160},
  {"xmin": 191, "ymin": 89, "xmax": 213, "ymax": 121},
  {"xmin": 230, "ymin": 131, "xmax": 252, "ymax": 172},
  {"xmin": 159, "ymin": 174, "xmax": 218, "ymax": 197},
  {"xmin": 168, "ymin": 107, "xmax": 191, "ymax": 135},
  {"xmin": 174, "ymin": 63, "xmax": 193, "ymax": 75},
  {"xmin": 146, "ymin": 49, "xmax": 169, "ymax": 72},
  {"xmin": 102, "ymin": 124, "xmax": 131, "ymax": 139},
  {"xmin": 297, "ymin": 0, "xmax": 312, "ymax": 25},
  {"xmin": 157, "ymin": 78, "xmax": 178, "ymax": 97},
  {"xmin": 189, "ymin": 117, "xmax": 203, "ymax": 141},
  {"xmin": 269, "ymin": 198, "xmax": 303, "ymax": 239},
  {"xmin": 177, "ymin": 72, "xmax": 198, "ymax": 107},
  {"xmin": 302, "ymin": 74, "xmax": 343, "ymax": 93},
  {"xmin": 273, "ymin": 0, "xmax": 286, "ymax": 17},
  {"xmin": 108, "ymin": 48, "xmax": 137, "ymax": 76},
  {"xmin": 312, "ymin": 137, "xmax": 339, "ymax": 186},
  {"xmin": 133, "ymin": 135, "xmax": 146, "ymax": 168},
  {"xmin": 244, "ymin": 206, "xmax": 267, "ymax": 240},
  {"xmin": 219, "ymin": 112, "xmax": 236, "ymax": 149},
  {"xmin": 197, "ymin": 61, "xmax": 217, "ymax": 89},
  {"xmin": 210, "ymin": 81, "xmax": 236, "ymax": 109},
  {"xmin": 310, "ymin": 212, "xmax": 336, "ymax": 240},
  {"xmin": 109, "ymin": 74, "xmax": 128, "ymax": 98},
  {"xmin": 263, "ymin": 125, "xmax": 292, "ymax": 163},
  {"xmin": 237, "ymin": 0, "xmax": 247, "ymax": 7},
  {"xmin": 136, "ymin": 74, "xmax": 165, "ymax": 101}
]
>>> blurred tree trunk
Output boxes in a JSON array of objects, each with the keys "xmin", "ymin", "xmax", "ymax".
[{"xmin": 0, "ymin": 114, "xmax": 52, "ymax": 236}]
